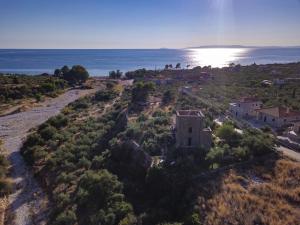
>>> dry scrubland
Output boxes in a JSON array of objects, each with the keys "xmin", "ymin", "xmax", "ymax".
[
  {"xmin": 3, "ymin": 63, "xmax": 300, "ymax": 225},
  {"xmin": 196, "ymin": 156, "xmax": 300, "ymax": 225}
]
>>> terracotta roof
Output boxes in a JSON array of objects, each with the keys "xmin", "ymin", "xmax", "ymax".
[{"xmin": 257, "ymin": 107, "xmax": 300, "ymax": 118}]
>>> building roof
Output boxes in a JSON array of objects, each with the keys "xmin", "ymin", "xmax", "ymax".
[
  {"xmin": 237, "ymin": 96, "xmax": 261, "ymax": 103},
  {"xmin": 176, "ymin": 110, "xmax": 204, "ymax": 117},
  {"xmin": 257, "ymin": 107, "xmax": 300, "ymax": 118}
]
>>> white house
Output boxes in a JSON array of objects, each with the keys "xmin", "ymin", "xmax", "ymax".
[
  {"xmin": 256, "ymin": 107, "xmax": 300, "ymax": 128},
  {"xmin": 229, "ymin": 97, "xmax": 262, "ymax": 118}
]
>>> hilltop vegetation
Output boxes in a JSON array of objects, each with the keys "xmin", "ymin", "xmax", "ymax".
[
  {"xmin": 21, "ymin": 83, "xmax": 134, "ymax": 225},
  {"xmin": 0, "ymin": 64, "xmax": 91, "ymax": 105},
  {"xmin": 19, "ymin": 72, "xmax": 292, "ymax": 225},
  {"xmin": 16, "ymin": 62, "xmax": 300, "ymax": 225},
  {"xmin": 54, "ymin": 65, "xmax": 89, "ymax": 85},
  {"xmin": 0, "ymin": 74, "xmax": 67, "ymax": 104}
]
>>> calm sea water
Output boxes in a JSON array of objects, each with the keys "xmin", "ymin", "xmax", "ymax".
[{"xmin": 0, "ymin": 48, "xmax": 300, "ymax": 76}]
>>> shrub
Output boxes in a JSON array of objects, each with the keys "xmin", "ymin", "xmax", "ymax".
[
  {"xmin": 71, "ymin": 98, "xmax": 89, "ymax": 110},
  {"xmin": 137, "ymin": 113, "xmax": 148, "ymax": 122},
  {"xmin": 23, "ymin": 133, "xmax": 44, "ymax": 148},
  {"xmin": 152, "ymin": 109, "xmax": 166, "ymax": 117},
  {"xmin": 94, "ymin": 90, "xmax": 117, "ymax": 102},
  {"xmin": 54, "ymin": 192, "xmax": 71, "ymax": 210},
  {"xmin": 232, "ymin": 146, "xmax": 250, "ymax": 161},
  {"xmin": 54, "ymin": 209, "xmax": 77, "ymax": 225},
  {"xmin": 162, "ymin": 90, "xmax": 175, "ymax": 104},
  {"xmin": 40, "ymin": 82, "xmax": 56, "ymax": 93},
  {"xmin": 216, "ymin": 124, "xmax": 241, "ymax": 146},
  {"xmin": 63, "ymin": 65, "xmax": 89, "ymax": 84},
  {"xmin": 35, "ymin": 93, "xmax": 42, "ymax": 102},
  {"xmin": 48, "ymin": 115, "xmax": 69, "ymax": 129},
  {"xmin": 78, "ymin": 157, "xmax": 91, "ymax": 169},
  {"xmin": 241, "ymin": 130, "xmax": 274, "ymax": 157},
  {"xmin": 40, "ymin": 126, "xmax": 56, "ymax": 140},
  {"xmin": 205, "ymin": 146, "xmax": 227, "ymax": 165},
  {"xmin": 0, "ymin": 179, "xmax": 13, "ymax": 196}
]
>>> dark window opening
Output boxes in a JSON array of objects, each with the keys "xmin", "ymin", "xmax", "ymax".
[
  {"xmin": 188, "ymin": 127, "xmax": 192, "ymax": 133},
  {"xmin": 188, "ymin": 138, "xmax": 192, "ymax": 146}
]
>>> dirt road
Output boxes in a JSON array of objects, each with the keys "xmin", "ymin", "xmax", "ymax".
[{"xmin": 0, "ymin": 87, "xmax": 100, "ymax": 225}]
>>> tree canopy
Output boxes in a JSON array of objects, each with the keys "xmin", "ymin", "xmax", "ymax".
[
  {"xmin": 131, "ymin": 82, "xmax": 155, "ymax": 104},
  {"xmin": 62, "ymin": 65, "xmax": 89, "ymax": 84},
  {"xmin": 109, "ymin": 70, "xmax": 123, "ymax": 79}
]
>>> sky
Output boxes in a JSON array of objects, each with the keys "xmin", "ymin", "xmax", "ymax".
[{"xmin": 0, "ymin": 0, "xmax": 300, "ymax": 49}]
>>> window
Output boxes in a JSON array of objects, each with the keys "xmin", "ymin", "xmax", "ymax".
[
  {"xmin": 188, "ymin": 127, "xmax": 192, "ymax": 133},
  {"xmin": 272, "ymin": 118, "xmax": 275, "ymax": 122},
  {"xmin": 188, "ymin": 138, "xmax": 192, "ymax": 146}
]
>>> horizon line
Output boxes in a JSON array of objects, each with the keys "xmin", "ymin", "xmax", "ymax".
[{"xmin": 1, "ymin": 45, "xmax": 300, "ymax": 50}]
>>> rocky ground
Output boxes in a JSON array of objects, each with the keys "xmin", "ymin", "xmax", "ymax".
[{"xmin": 0, "ymin": 86, "xmax": 101, "ymax": 225}]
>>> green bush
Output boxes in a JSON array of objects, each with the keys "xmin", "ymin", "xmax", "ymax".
[
  {"xmin": 54, "ymin": 209, "xmax": 77, "ymax": 225},
  {"xmin": 40, "ymin": 125, "xmax": 56, "ymax": 140},
  {"xmin": 48, "ymin": 115, "xmax": 69, "ymax": 128},
  {"xmin": 63, "ymin": 65, "xmax": 89, "ymax": 84},
  {"xmin": 205, "ymin": 146, "xmax": 226, "ymax": 165},
  {"xmin": 94, "ymin": 90, "xmax": 118, "ymax": 102},
  {"xmin": 216, "ymin": 123, "xmax": 241, "ymax": 146}
]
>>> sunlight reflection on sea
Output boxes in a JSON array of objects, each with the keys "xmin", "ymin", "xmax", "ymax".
[{"xmin": 187, "ymin": 48, "xmax": 249, "ymax": 68}]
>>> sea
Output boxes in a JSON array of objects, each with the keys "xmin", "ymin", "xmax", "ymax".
[{"xmin": 0, "ymin": 47, "xmax": 300, "ymax": 76}]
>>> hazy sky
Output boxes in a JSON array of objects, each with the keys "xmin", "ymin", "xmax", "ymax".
[{"xmin": 1, "ymin": 0, "xmax": 300, "ymax": 49}]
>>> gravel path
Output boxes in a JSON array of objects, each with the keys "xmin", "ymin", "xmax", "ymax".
[
  {"xmin": 0, "ymin": 88, "xmax": 100, "ymax": 225},
  {"xmin": 277, "ymin": 146, "xmax": 300, "ymax": 162}
]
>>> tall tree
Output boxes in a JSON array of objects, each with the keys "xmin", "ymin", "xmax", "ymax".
[
  {"xmin": 61, "ymin": 65, "xmax": 70, "ymax": 75},
  {"xmin": 109, "ymin": 70, "xmax": 122, "ymax": 79}
]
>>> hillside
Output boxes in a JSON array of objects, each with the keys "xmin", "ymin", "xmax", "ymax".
[
  {"xmin": 17, "ymin": 63, "xmax": 300, "ymax": 225},
  {"xmin": 194, "ymin": 156, "xmax": 300, "ymax": 225}
]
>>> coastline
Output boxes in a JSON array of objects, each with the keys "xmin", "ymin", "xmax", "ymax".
[{"xmin": 1, "ymin": 47, "xmax": 300, "ymax": 76}]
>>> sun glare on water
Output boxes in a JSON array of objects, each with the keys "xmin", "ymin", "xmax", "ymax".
[{"xmin": 188, "ymin": 48, "xmax": 248, "ymax": 68}]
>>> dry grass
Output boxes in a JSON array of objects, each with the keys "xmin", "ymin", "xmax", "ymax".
[{"xmin": 195, "ymin": 157, "xmax": 300, "ymax": 225}]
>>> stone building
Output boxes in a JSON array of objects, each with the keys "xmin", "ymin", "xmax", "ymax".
[
  {"xmin": 256, "ymin": 106, "xmax": 300, "ymax": 128},
  {"xmin": 229, "ymin": 97, "xmax": 262, "ymax": 118},
  {"xmin": 175, "ymin": 110, "xmax": 212, "ymax": 150}
]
